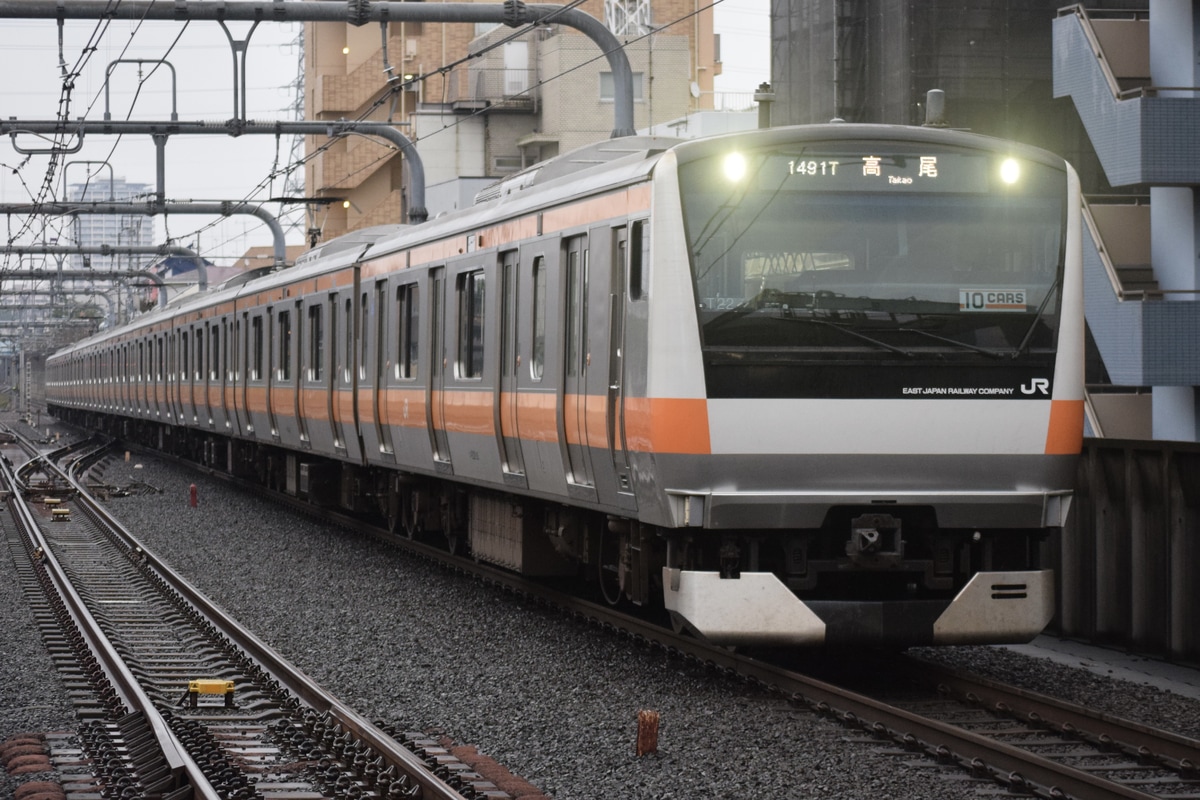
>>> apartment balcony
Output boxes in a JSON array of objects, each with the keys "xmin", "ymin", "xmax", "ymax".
[
  {"xmin": 1054, "ymin": 6, "xmax": 1200, "ymax": 186},
  {"xmin": 1056, "ymin": 6, "xmax": 1200, "ymax": 387},
  {"xmin": 1082, "ymin": 198, "xmax": 1200, "ymax": 385},
  {"xmin": 446, "ymin": 66, "xmax": 537, "ymax": 113}
]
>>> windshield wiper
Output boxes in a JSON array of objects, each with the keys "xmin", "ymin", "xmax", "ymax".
[
  {"xmin": 777, "ymin": 315, "xmax": 915, "ymax": 357},
  {"xmin": 1011, "ymin": 280, "xmax": 1060, "ymax": 358},
  {"xmin": 894, "ymin": 327, "xmax": 1006, "ymax": 359}
]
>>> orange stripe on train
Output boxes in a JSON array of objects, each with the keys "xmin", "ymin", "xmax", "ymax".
[{"xmin": 1044, "ymin": 399, "xmax": 1084, "ymax": 455}]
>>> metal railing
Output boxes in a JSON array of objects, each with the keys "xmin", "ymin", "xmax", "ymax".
[{"xmin": 446, "ymin": 66, "xmax": 538, "ymax": 110}]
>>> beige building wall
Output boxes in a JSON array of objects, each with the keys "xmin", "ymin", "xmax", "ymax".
[{"xmin": 304, "ymin": 0, "xmax": 718, "ymax": 242}]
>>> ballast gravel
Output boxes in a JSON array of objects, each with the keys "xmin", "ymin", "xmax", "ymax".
[{"xmin": 3, "ymin": 437, "xmax": 1200, "ymax": 799}]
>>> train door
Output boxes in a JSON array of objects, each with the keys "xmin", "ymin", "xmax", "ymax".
[
  {"xmin": 374, "ymin": 280, "xmax": 395, "ymax": 457},
  {"xmin": 561, "ymin": 234, "xmax": 595, "ymax": 489},
  {"xmin": 171, "ymin": 331, "xmax": 183, "ymax": 423},
  {"xmin": 193, "ymin": 324, "xmax": 204, "ymax": 424},
  {"xmin": 497, "ymin": 249, "xmax": 526, "ymax": 481},
  {"xmin": 335, "ymin": 275, "xmax": 365, "ymax": 463},
  {"xmin": 299, "ymin": 300, "xmax": 320, "ymax": 445},
  {"xmin": 266, "ymin": 307, "xmax": 281, "ymax": 438},
  {"xmin": 209, "ymin": 322, "xmax": 223, "ymax": 429},
  {"xmin": 327, "ymin": 293, "xmax": 346, "ymax": 451},
  {"xmin": 237, "ymin": 313, "xmax": 252, "ymax": 434},
  {"xmin": 156, "ymin": 333, "xmax": 166, "ymax": 420},
  {"xmin": 293, "ymin": 300, "xmax": 309, "ymax": 444},
  {"xmin": 607, "ymin": 224, "xmax": 637, "ymax": 499},
  {"xmin": 427, "ymin": 266, "xmax": 452, "ymax": 467}
]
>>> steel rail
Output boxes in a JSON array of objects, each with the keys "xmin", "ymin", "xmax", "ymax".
[
  {"xmin": 902, "ymin": 656, "xmax": 1200, "ymax": 774},
  {"xmin": 0, "ymin": 428, "xmax": 223, "ymax": 800},
  {"xmin": 60, "ymin": 453, "xmax": 472, "ymax": 800}
]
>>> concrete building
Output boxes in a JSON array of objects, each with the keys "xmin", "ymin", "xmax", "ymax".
[
  {"xmin": 1053, "ymin": 3, "xmax": 1200, "ymax": 441},
  {"xmin": 66, "ymin": 177, "xmax": 156, "ymax": 271},
  {"xmin": 304, "ymin": 0, "xmax": 719, "ymax": 238}
]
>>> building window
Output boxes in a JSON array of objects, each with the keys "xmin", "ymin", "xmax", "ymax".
[{"xmin": 600, "ymin": 71, "xmax": 644, "ymax": 101}]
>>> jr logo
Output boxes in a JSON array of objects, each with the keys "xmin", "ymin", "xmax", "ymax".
[{"xmin": 1021, "ymin": 378, "xmax": 1050, "ymax": 395}]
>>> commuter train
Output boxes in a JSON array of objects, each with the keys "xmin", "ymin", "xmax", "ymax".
[{"xmin": 45, "ymin": 123, "xmax": 1084, "ymax": 647}]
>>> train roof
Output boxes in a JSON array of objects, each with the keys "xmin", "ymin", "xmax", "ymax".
[{"xmin": 50, "ymin": 124, "xmax": 1068, "ymax": 361}]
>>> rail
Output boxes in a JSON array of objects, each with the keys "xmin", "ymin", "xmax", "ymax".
[
  {"xmin": 0, "ymin": 428, "xmax": 221, "ymax": 800},
  {"xmin": 63, "ymin": 447, "xmax": 472, "ymax": 800}
]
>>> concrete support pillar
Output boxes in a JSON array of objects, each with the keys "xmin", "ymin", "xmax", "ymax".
[{"xmin": 1147, "ymin": 1, "xmax": 1200, "ymax": 440}]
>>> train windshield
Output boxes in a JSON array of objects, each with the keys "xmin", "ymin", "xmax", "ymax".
[{"xmin": 678, "ymin": 141, "xmax": 1067, "ymax": 372}]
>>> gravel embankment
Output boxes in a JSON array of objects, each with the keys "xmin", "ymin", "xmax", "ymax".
[{"xmin": 4, "ymin": 429, "xmax": 1200, "ymax": 799}]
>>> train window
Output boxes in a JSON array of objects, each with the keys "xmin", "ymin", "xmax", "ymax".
[
  {"xmin": 531, "ymin": 256, "xmax": 546, "ymax": 381},
  {"xmin": 629, "ymin": 219, "xmax": 647, "ymax": 301},
  {"xmin": 359, "ymin": 293, "xmax": 369, "ymax": 381},
  {"xmin": 397, "ymin": 284, "xmax": 419, "ymax": 379},
  {"xmin": 210, "ymin": 326, "xmax": 220, "ymax": 382},
  {"xmin": 181, "ymin": 332, "xmax": 189, "ymax": 383},
  {"xmin": 344, "ymin": 297, "xmax": 353, "ymax": 383},
  {"xmin": 565, "ymin": 237, "xmax": 588, "ymax": 378},
  {"xmin": 308, "ymin": 305, "xmax": 323, "ymax": 381},
  {"xmin": 158, "ymin": 336, "xmax": 165, "ymax": 380},
  {"xmin": 457, "ymin": 270, "xmax": 485, "ymax": 380},
  {"xmin": 500, "ymin": 251, "xmax": 518, "ymax": 378},
  {"xmin": 279, "ymin": 311, "xmax": 292, "ymax": 381},
  {"xmin": 195, "ymin": 330, "xmax": 204, "ymax": 381},
  {"xmin": 251, "ymin": 316, "xmax": 264, "ymax": 381}
]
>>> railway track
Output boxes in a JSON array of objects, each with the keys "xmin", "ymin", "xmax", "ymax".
[
  {"xmin": 42, "ymin": 433, "xmax": 1200, "ymax": 800},
  {"xmin": 185, "ymin": 446, "xmax": 1200, "ymax": 800},
  {"xmin": 0, "ymin": 428, "xmax": 501, "ymax": 800}
]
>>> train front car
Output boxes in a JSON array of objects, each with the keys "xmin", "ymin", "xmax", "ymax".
[{"xmin": 637, "ymin": 125, "xmax": 1083, "ymax": 647}]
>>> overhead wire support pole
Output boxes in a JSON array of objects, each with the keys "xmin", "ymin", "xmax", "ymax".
[
  {"xmin": 0, "ymin": 198, "xmax": 284, "ymax": 281},
  {"xmin": 0, "ymin": 1, "xmax": 637, "ymax": 138},
  {"xmin": 1, "ymin": 119, "xmax": 429, "ymax": 224},
  {"xmin": 0, "ymin": 265, "xmax": 172, "ymax": 307}
]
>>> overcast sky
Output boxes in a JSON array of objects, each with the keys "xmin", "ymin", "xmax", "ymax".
[{"xmin": 0, "ymin": 1, "xmax": 769, "ymax": 265}]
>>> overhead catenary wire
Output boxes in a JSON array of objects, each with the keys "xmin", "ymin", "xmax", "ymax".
[{"xmin": 6, "ymin": 0, "xmax": 729, "ymax": 264}]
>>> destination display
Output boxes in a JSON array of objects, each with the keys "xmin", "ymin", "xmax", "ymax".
[{"xmin": 759, "ymin": 148, "xmax": 1003, "ymax": 194}]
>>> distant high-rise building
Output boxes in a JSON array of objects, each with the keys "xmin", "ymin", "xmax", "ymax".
[{"xmin": 67, "ymin": 177, "xmax": 155, "ymax": 271}]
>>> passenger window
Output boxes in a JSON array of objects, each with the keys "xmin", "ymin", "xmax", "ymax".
[
  {"xmin": 531, "ymin": 256, "xmax": 545, "ymax": 381},
  {"xmin": 457, "ymin": 270, "xmax": 485, "ymax": 379},
  {"xmin": 251, "ymin": 317, "xmax": 264, "ymax": 380},
  {"xmin": 308, "ymin": 305, "xmax": 323, "ymax": 381},
  {"xmin": 397, "ymin": 284, "xmax": 419, "ymax": 379},
  {"xmin": 278, "ymin": 311, "xmax": 292, "ymax": 381},
  {"xmin": 629, "ymin": 219, "xmax": 647, "ymax": 301}
]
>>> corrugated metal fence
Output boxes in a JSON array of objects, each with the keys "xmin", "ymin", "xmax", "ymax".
[{"xmin": 1052, "ymin": 438, "xmax": 1200, "ymax": 661}]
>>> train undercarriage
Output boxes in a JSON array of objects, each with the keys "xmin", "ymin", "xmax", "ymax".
[{"xmin": 56, "ymin": 408, "xmax": 1056, "ymax": 648}]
